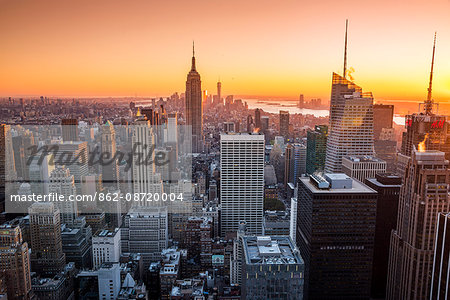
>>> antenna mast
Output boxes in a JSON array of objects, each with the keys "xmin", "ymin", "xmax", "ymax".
[
  {"xmin": 425, "ymin": 32, "xmax": 436, "ymax": 115},
  {"xmin": 343, "ymin": 19, "xmax": 348, "ymax": 79}
]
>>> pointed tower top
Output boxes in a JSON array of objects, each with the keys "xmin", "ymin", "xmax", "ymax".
[
  {"xmin": 425, "ymin": 32, "xmax": 437, "ymax": 115},
  {"xmin": 343, "ymin": 19, "xmax": 348, "ymax": 79},
  {"xmin": 191, "ymin": 41, "xmax": 196, "ymax": 71}
]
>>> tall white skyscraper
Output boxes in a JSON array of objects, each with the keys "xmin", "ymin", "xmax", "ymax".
[
  {"xmin": 324, "ymin": 73, "xmax": 374, "ymax": 173},
  {"xmin": 220, "ymin": 133, "xmax": 264, "ymax": 236},
  {"xmin": 289, "ymin": 197, "xmax": 298, "ymax": 243},
  {"xmin": 132, "ymin": 117, "xmax": 163, "ymax": 205},
  {"xmin": 49, "ymin": 165, "xmax": 78, "ymax": 226}
]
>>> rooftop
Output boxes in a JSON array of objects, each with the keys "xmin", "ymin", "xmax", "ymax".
[
  {"xmin": 343, "ymin": 156, "xmax": 386, "ymax": 163},
  {"xmin": 242, "ymin": 236, "xmax": 303, "ymax": 265},
  {"xmin": 220, "ymin": 132, "xmax": 265, "ymax": 140},
  {"xmin": 302, "ymin": 174, "xmax": 376, "ymax": 194}
]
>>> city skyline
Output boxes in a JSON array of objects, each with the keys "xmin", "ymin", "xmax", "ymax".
[{"xmin": 1, "ymin": 0, "xmax": 450, "ymax": 102}]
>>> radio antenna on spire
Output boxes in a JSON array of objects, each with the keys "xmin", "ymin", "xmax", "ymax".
[
  {"xmin": 343, "ymin": 19, "xmax": 348, "ymax": 79},
  {"xmin": 425, "ymin": 32, "xmax": 436, "ymax": 115}
]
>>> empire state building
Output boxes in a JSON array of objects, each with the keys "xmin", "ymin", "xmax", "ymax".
[{"xmin": 185, "ymin": 43, "xmax": 203, "ymax": 153}]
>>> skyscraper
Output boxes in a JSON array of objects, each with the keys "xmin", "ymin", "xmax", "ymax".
[
  {"xmin": 284, "ymin": 144, "xmax": 293, "ymax": 189},
  {"xmin": 386, "ymin": 149, "xmax": 450, "ymax": 300},
  {"xmin": 0, "ymin": 124, "xmax": 17, "ymax": 213},
  {"xmin": 120, "ymin": 206, "xmax": 168, "ymax": 267},
  {"xmin": 254, "ymin": 108, "xmax": 261, "ymax": 130},
  {"xmin": 341, "ymin": 155, "xmax": 386, "ymax": 182},
  {"xmin": 29, "ymin": 202, "xmax": 66, "ymax": 276},
  {"xmin": 279, "ymin": 110, "xmax": 290, "ymax": 137},
  {"xmin": 52, "ymin": 141, "xmax": 89, "ymax": 193},
  {"xmin": 101, "ymin": 121, "xmax": 119, "ymax": 188},
  {"xmin": 92, "ymin": 229, "xmax": 121, "ymax": 270},
  {"xmin": 364, "ymin": 173, "xmax": 402, "ymax": 299},
  {"xmin": 240, "ymin": 236, "xmax": 304, "ymax": 299},
  {"xmin": 220, "ymin": 133, "xmax": 264, "ymax": 236},
  {"xmin": 306, "ymin": 125, "xmax": 328, "ymax": 174},
  {"xmin": 399, "ymin": 33, "xmax": 450, "ymax": 169},
  {"xmin": 0, "ymin": 225, "xmax": 33, "ymax": 300},
  {"xmin": 285, "ymin": 143, "xmax": 307, "ymax": 187},
  {"xmin": 49, "ymin": 166, "xmax": 78, "ymax": 226},
  {"xmin": 61, "ymin": 118, "xmax": 79, "ymax": 142},
  {"xmin": 217, "ymin": 80, "xmax": 222, "ymax": 106},
  {"xmin": 297, "ymin": 173, "xmax": 377, "ymax": 299},
  {"xmin": 131, "ymin": 117, "xmax": 163, "ymax": 204},
  {"xmin": 324, "ymin": 73, "xmax": 375, "ymax": 173},
  {"xmin": 98, "ymin": 262, "xmax": 121, "ymax": 300},
  {"xmin": 431, "ymin": 212, "xmax": 450, "ymax": 300},
  {"xmin": 185, "ymin": 43, "xmax": 203, "ymax": 153},
  {"xmin": 373, "ymin": 104, "xmax": 394, "ymax": 139},
  {"xmin": 298, "ymin": 94, "xmax": 304, "ymax": 108}
]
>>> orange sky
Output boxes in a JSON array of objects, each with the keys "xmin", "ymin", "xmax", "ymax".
[{"xmin": 1, "ymin": 0, "xmax": 450, "ymax": 102}]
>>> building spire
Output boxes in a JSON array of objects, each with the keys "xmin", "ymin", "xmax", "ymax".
[
  {"xmin": 343, "ymin": 19, "xmax": 348, "ymax": 79},
  {"xmin": 191, "ymin": 41, "xmax": 196, "ymax": 71},
  {"xmin": 425, "ymin": 32, "xmax": 436, "ymax": 115}
]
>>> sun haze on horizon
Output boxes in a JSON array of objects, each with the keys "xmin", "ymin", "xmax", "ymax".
[{"xmin": 1, "ymin": 0, "xmax": 450, "ymax": 103}]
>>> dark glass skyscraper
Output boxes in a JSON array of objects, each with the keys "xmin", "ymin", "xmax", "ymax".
[
  {"xmin": 297, "ymin": 173, "xmax": 377, "ymax": 300},
  {"xmin": 306, "ymin": 125, "xmax": 328, "ymax": 174},
  {"xmin": 279, "ymin": 110, "xmax": 289, "ymax": 138},
  {"xmin": 365, "ymin": 173, "xmax": 401, "ymax": 299}
]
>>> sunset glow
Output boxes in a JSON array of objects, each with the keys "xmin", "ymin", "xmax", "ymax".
[{"xmin": 1, "ymin": 0, "xmax": 450, "ymax": 102}]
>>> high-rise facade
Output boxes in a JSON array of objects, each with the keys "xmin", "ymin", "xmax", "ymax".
[
  {"xmin": 220, "ymin": 133, "xmax": 264, "ymax": 236},
  {"xmin": 120, "ymin": 206, "xmax": 168, "ymax": 267},
  {"xmin": 185, "ymin": 44, "xmax": 203, "ymax": 153},
  {"xmin": 284, "ymin": 144, "xmax": 294, "ymax": 188},
  {"xmin": 254, "ymin": 108, "xmax": 261, "ymax": 130},
  {"xmin": 341, "ymin": 155, "xmax": 386, "ymax": 182},
  {"xmin": 49, "ymin": 166, "xmax": 78, "ymax": 226},
  {"xmin": 28, "ymin": 202, "xmax": 66, "ymax": 276},
  {"xmin": 306, "ymin": 125, "xmax": 328, "ymax": 174},
  {"xmin": 279, "ymin": 110, "xmax": 290, "ymax": 137},
  {"xmin": 400, "ymin": 113, "xmax": 450, "ymax": 160},
  {"xmin": 92, "ymin": 229, "xmax": 121, "ymax": 270},
  {"xmin": 131, "ymin": 117, "xmax": 163, "ymax": 203},
  {"xmin": 0, "ymin": 225, "xmax": 32, "ymax": 300},
  {"xmin": 285, "ymin": 143, "xmax": 307, "ymax": 187},
  {"xmin": 373, "ymin": 104, "xmax": 394, "ymax": 139},
  {"xmin": 217, "ymin": 80, "xmax": 222, "ymax": 106},
  {"xmin": 431, "ymin": 212, "xmax": 450, "ymax": 300},
  {"xmin": 0, "ymin": 124, "xmax": 17, "ymax": 213},
  {"xmin": 98, "ymin": 262, "xmax": 121, "ymax": 300},
  {"xmin": 386, "ymin": 150, "xmax": 450, "ymax": 300},
  {"xmin": 364, "ymin": 173, "xmax": 402, "ymax": 299},
  {"xmin": 61, "ymin": 226, "xmax": 92, "ymax": 269},
  {"xmin": 240, "ymin": 236, "xmax": 304, "ymax": 299},
  {"xmin": 101, "ymin": 121, "xmax": 119, "ymax": 188},
  {"xmin": 324, "ymin": 73, "xmax": 374, "ymax": 173},
  {"xmin": 297, "ymin": 173, "xmax": 377, "ymax": 299},
  {"xmin": 51, "ymin": 141, "xmax": 89, "ymax": 193},
  {"xmin": 61, "ymin": 118, "xmax": 79, "ymax": 142}
]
